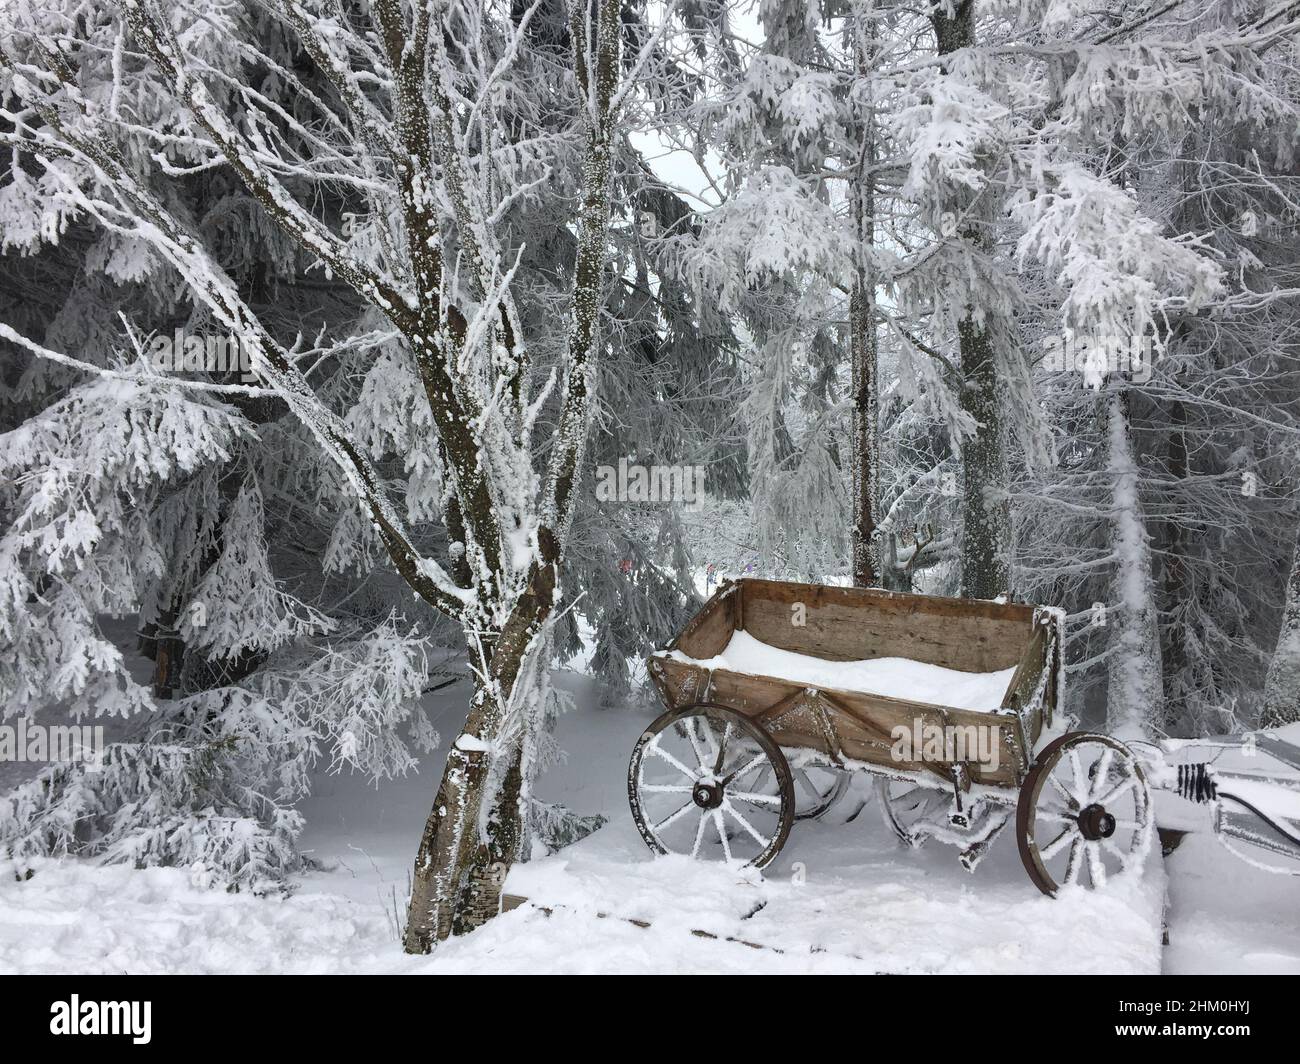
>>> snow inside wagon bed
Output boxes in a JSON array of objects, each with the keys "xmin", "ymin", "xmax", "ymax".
[
  {"xmin": 0, "ymin": 676, "xmax": 1171, "ymax": 974},
  {"xmin": 663, "ymin": 630, "xmax": 1019, "ymax": 711}
]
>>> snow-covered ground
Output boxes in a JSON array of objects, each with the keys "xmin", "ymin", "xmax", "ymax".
[
  {"xmin": 1159, "ymin": 727, "xmax": 1300, "ymax": 974},
  {"xmin": 0, "ymin": 670, "xmax": 1202, "ymax": 974},
  {"xmin": 1163, "ymin": 833, "xmax": 1300, "ymax": 974}
]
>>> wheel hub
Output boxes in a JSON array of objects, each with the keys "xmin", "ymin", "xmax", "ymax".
[
  {"xmin": 692, "ymin": 781, "xmax": 723, "ymax": 810},
  {"xmin": 1077, "ymin": 803, "xmax": 1116, "ymax": 841}
]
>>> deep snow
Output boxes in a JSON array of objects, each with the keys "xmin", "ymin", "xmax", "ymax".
[{"xmin": 0, "ymin": 671, "xmax": 1192, "ymax": 974}]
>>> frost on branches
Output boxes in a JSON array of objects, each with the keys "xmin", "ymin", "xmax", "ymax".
[
  {"xmin": 0, "ymin": 0, "xmax": 679, "ymax": 949},
  {"xmin": 2, "ymin": 0, "xmax": 1300, "ymax": 955},
  {"xmin": 674, "ymin": 0, "xmax": 1300, "ymax": 738}
]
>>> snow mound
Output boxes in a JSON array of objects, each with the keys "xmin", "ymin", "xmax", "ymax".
[
  {"xmin": 0, "ymin": 859, "xmax": 395, "ymax": 975},
  {"xmin": 494, "ymin": 815, "xmax": 1167, "ymax": 973}
]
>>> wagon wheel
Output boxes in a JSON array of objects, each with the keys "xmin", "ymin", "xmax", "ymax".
[
  {"xmin": 755, "ymin": 761, "xmax": 849, "ymax": 820},
  {"xmin": 875, "ymin": 777, "xmax": 949, "ymax": 846},
  {"xmin": 791, "ymin": 764, "xmax": 850, "ymax": 820},
  {"xmin": 628, "ymin": 703, "xmax": 795, "ymax": 868},
  {"xmin": 1017, "ymin": 732, "xmax": 1152, "ymax": 896}
]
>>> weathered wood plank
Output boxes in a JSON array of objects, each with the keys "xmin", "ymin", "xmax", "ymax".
[
  {"xmin": 649, "ymin": 580, "xmax": 1054, "ymax": 788},
  {"xmin": 671, "ymin": 581, "xmax": 737, "ymax": 659},
  {"xmin": 1001, "ymin": 622, "xmax": 1050, "ymax": 755},
  {"xmin": 738, "ymin": 579, "xmax": 1033, "ymax": 673},
  {"xmin": 651, "ymin": 656, "xmax": 1024, "ymax": 786}
]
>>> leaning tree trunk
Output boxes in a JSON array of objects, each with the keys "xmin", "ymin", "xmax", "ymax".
[
  {"xmin": 1261, "ymin": 527, "xmax": 1300, "ymax": 728},
  {"xmin": 402, "ymin": 659, "xmax": 508, "ymax": 952},
  {"xmin": 1104, "ymin": 390, "xmax": 1164, "ymax": 738},
  {"xmin": 403, "ymin": 0, "xmax": 622, "ymax": 952},
  {"xmin": 402, "ymin": 577, "xmax": 552, "ymax": 951}
]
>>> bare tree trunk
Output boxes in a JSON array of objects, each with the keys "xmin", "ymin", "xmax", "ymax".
[
  {"xmin": 403, "ymin": 679, "xmax": 510, "ymax": 951},
  {"xmin": 849, "ymin": 280, "xmax": 879, "ymax": 587},
  {"xmin": 850, "ymin": 3, "xmax": 880, "ymax": 588},
  {"xmin": 932, "ymin": 1, "xmax": 1011, "ymax": 601},
  {"xmin": 958, "ymin": 317, "xmax": 1010, "ymax": 599},
  {"xmin": 1262, "ymin": 527, "xmax": 1300, "ymax": 728},
  {"xmin": 403, "ymin": 633, "xmax": 530, "ymax": 951},
  {"xmin": 403, "ymin": 567, "xmax": 550, "ymax": 950}
]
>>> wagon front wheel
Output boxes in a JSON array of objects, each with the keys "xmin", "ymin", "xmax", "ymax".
[
  {"xmin": 628, "ymin": 703, "xmax": 795, "ymax": 868},
  {"xmin": 1017, "ymin": 732, "xmax": 1152, "ymax": 896}
]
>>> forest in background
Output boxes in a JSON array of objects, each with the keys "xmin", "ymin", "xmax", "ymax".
[{"xmin": 1, "ymin": 0, "xmax": 1299, "ymax": 948}]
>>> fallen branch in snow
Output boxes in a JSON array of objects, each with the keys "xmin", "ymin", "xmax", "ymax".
[{"xmin": 499, "ymin": 894, "xmax": 888, "ymax": 967}]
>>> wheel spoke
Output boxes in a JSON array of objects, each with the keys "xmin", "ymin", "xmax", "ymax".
[
  {"xmin": 696, "ymin": 717, "xmax": 717, "ymax": 765},
  {"xmin": 652, "ymin": 800, "xmax": 696, "ymax": 833},
  {"xmin": 1067, "ymin": 750, "xmax": 1087, "ymax": 803},
  {"xmin": 1095, "ymin": 775, "xmax": 1136, "ymax": 809},
  {"xmin": 712, "ymin": 721, "xmax": 731, "ymax": 775},
  {"xmin": 1047, "ymin": 773, "xmax": 1080, "ymax": 810},
  {"xmin": 1086, "ymin": 841, "xmax": 1107, "ymax": 888},
  {"xmin": 1064, "ymin": 838, "xmax": 1085, "ymax": 885},
  {"xmin": 712, "ymin": 809, "xmax": 733, "ymax": 862},
  {"xmin": 730, "ymin": 790, "xmax": 782, "ymax": 807},
  {"xmin": 690, "ymin": 810, "xmax": 709, "ymax": 858},
  {"xmin": 722, "ymin": 751, "xmax": 768, "ymax": 786},
  {"xmin": 1037, "ymin": 808, "xmax": 1077, "ymax": 826},
  {"xmin": 1101, "ymin": 836, "xmax": 1131, "ymax": 867},
  {"xmin": 1040, "ymin": 823, "xmax": 1078, "ymax": 861},
  {"xmin": 686, "ymin": 718, "xmax": 710, "ymax": 772},
  {"xmin": 647, "ymin": 742, "xmax": 699, "ymax": 782},
  {"xmin": 1039, "ymin": 797, "xmax": 1076, "ymax": 817},
  {"xmin": 893, "ymin": 787, "xmax": 931, "ymax": 814},
  {"xmin": 639, "ymin": 784, "xmax": 693, "ymax": 794},
  {"xmin": 1089, "ymin": 748, "xmax": 1114, "ymax": 802},
  {"xmin": 722, "ymin": 802, "xmax": 771, "ymax": 848}
]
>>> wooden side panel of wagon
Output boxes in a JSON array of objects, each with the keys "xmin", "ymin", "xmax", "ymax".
[
  {"xmin": 633, "ymin": 579, "xmax": 1151, "ymax": 892},
  {"xmin": 648, "ymin": 579, "xmax": 1060, "ymax": 787}
]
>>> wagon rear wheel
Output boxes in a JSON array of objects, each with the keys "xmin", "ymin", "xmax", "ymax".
[
  {"xmin": 875, "ymin": 777, "xmax": 948, "ymax": 846},
  {"xmin": 756, "ymin": 761, "xmax": 849, "ymax": 820},
  {"xmin": 1017, "ymin": 732, "xmax": 1152, "ymax": 896},
  {"xmin": 791, "ymin": 764, "xmax": 850, "ymax": 820},
  {"xmin": 628, "ymin": 703, "xmax": 795, "ymax": 868}
]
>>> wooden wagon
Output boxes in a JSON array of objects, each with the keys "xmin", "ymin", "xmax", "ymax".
[{"xmin": 627, "ymin": 579, "xmax": 1152, "ymax": 895}]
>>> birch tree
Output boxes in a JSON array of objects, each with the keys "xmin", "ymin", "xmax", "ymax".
[{"xmin": 0, "ymin": 0, "xmax": 655, "ymax": 948}]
